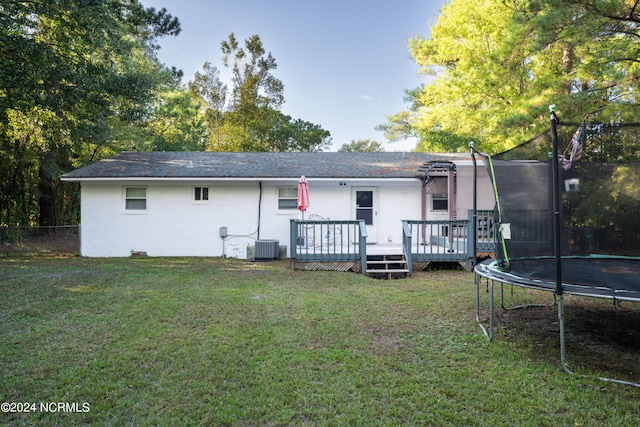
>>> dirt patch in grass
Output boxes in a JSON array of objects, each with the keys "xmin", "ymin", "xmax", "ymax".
[{"xmin": 494, "ymin": 296, "xmax": 640, "ymax": 383}]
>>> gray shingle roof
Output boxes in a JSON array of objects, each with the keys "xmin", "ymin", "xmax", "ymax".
[{"xmin": 61, "ymin": 151, "xmax": 471, "ymax": 180}]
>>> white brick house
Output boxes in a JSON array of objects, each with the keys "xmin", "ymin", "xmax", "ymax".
[{"xmin": 60, "ymin": 152, "xmax": 494, "ymax": 258}]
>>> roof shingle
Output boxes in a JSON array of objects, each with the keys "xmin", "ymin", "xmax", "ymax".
[{"xmin": 61, "ymin": 151, "xmax": 471, "ymax": 180}]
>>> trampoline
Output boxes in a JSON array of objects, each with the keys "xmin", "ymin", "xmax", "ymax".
[
  {"xmin": 471, "ymin": 108, "xmax": 640, "ymax": 387},
  {"xmin": 476, "ymin": 256, "xmax": 640, "ymax": 301}
]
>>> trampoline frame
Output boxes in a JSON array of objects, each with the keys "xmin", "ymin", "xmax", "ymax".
[
  {"xmin": 470, "ymin": 110, "xmax": 640, "ymax": 388},
  {"xmin": 474, "ymin": 260, "xmax": 640, "ymax": 388}
]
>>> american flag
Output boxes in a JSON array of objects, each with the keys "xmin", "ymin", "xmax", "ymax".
[{"xmin": 562, "ymin": 127, "xmax": 583, "ymax": 170}]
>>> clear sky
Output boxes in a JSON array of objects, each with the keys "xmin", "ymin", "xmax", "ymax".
[{"xmin": 142, "ymin": 0, "xmax": 446, "ymax": 152}]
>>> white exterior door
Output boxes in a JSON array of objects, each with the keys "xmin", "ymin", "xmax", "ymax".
[{"xmin": 353, "ymin": 187, "xmax": 377, "ymax": 243}]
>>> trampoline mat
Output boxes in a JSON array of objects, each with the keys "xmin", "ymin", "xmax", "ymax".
[{"xmin": 477, "ymin": 257, "xmax": 640, "ymax": 300}]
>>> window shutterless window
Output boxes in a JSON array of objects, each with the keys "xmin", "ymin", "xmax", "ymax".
[
  {"xmin": 432, "ymin": 197, "xmax": 448, "ymax": 211},
  {"xmin": 278, "ymin": 187, "xmax": 298, "ymax": 209},
  {"xmin": 429, "ymin": 177, "xmax": 448, "ymax": 211},
  {"xmin": 125, "ymin": 187, "xmax": 147, "ymax": 210},
  {"xmin": 194, "ymin": 186, "xmax": 209, "ymax": 201}
]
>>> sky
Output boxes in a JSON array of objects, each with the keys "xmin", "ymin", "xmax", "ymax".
[{"xmin": 142, "ymin": 0, "xmax": 447, "ymax": 152}]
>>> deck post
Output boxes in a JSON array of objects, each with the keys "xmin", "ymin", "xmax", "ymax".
[
  {"xmin": 289, "ymin": 219, "xmax": 297, "ymax": 260},
  {"xmin": 402, "ymin": 220, "xmax": 413, "ymax": 276},
  {"xmin": 358, "ymin": 220, "xmax": 367, "ymax": 274}
]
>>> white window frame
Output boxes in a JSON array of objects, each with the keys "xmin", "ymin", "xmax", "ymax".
[
  {"xmin": 123, "ymin": 186, "xmax": 147, "ymax": 213},
  {"xmin": 277, "ymin": 186, "xmax": 298, "ymax": 212},
  {"xmin": 193, "ymin": 186, "xmax": 210, "ymax": 203}
]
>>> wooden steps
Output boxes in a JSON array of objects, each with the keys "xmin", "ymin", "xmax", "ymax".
[{"xmin": 365, "ymin": 253, "xmax": 409, "ymax": 279}]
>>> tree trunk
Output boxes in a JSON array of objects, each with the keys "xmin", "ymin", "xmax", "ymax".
[
  {"xmin": 38, "ymin": 152, "xmax": 58, "ymax": 226},
  {"xmin": 562, "ymin": 44, "xmax": 573, "ymax": 94}
]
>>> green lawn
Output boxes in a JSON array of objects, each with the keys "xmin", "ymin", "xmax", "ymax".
[{"xmin": 1, "ymin": 256, "xmax": 638, "ymax": 426}]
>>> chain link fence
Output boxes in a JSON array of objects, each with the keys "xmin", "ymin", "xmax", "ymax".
[{"xmin": 0, "ymin": 226, "xmax": 79, "ymax": 256}]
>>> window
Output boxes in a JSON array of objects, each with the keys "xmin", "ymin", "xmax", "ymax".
[
  {"xmin": 278, "ymin": 187, "xmax": 298, "ymax": 210},
  {"xmin": 356, "ymin": 190, "xmax": 374, "ymax": 225},
  {"xmin": 432, "ymin": 197, "xmax": 448, "ymax": 211},
  {"xmin": 194, "ymin": 186, "xmax": 209, "ymax": 202},
  {"xmin": 429, "ymin": 177, "xmax": 448, "ymax": 211},
  {"xmin": 125, "ymin": 187, "xmax": 146, "ymax": 210}
]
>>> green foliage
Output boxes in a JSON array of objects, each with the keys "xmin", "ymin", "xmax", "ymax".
[
  {"xmin": 145, "ymin": 89, "xmax": 207, "ymax": 151},
  {"xmin": 221, "ymin": 33, "xmax": 285, "ymax": 111},
  {"xmin": 502, "ymin": 0, "xmax": 640, "ymax": 123},
  {"xmin": 564, "ymin": 164, "xmax": 640, "ymax": 232},
  {"xmin": 265, "ymin": 113, "xmax": 332, "ymax": 152},
  {"xmin": 0, "ymin": 4, "xmax": 331, "ymax": 226},
  {"xmin": 0, "ymin": 0, "xmax": 181, "ymax": 225},
  {"xmin": 385, "ymin": 0, "xmax": 640, "ymax": 154},
  {"xmin": 415, "ymin": 130, "xmax": 476, "ymax": 153},
  {"xmin": 384, "ymin": 0, "xmax": 519, "ymax": 154},
  {"xmin": 189, "ymin": 33, "xmax": 331, "ymax": 152},
  {"xmin": 338, "ymin": 139, "xmax": 385, "ymax": 152}
]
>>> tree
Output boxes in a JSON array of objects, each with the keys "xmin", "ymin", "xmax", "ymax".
[
  {"xmin": 383, "ymin": 0, "xmax": 640, "ymax": 154},
  {"xmin": 502, "ymin": 0, "xmax": 640, "ymax": 123},
  {"xmin": 145, "ymin": 89, "xmax": 207, "ymax": 151},
  {"xmin": 221, "ymin": 33, "xmax": 284, "ymax": 111},
  {"xmin": 189, "ymin": 61, "xmax": 228, "ymax": 149},
  {"xmin": 213, "ymin": 33, "xmax": 283, "ymax": 151},
  {"xmin": 266, "ymin": 114, "xmax": 332, "ymax": 152},
  {"xmin": 0, "ymin": 0, "xmax": 181, "ymax": 225},
  {"xmin": 338, "ymin": 139, "xmax": 385, "ymax": 152},
  {"xmin": 382, "ymin": 0, "xmax": 517, "ymax": 153},
  {"xmin": 190, "ymin": 33, "xmax": 331, "ymax": 152}
]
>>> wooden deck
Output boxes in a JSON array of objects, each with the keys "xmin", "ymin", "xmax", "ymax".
[
  {"xmin": 292, "ymin": 242, "xmax": 472, "ymax": 274},
  {"xmin": 366, "ymin": 244, "xmax": 403, "ymax": 255},
  {"xmin": 290, "ymin": 214, "xmax": 496, "ymax": 275}
]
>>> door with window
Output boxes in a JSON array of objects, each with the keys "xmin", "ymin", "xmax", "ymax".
[{"xmin": 353, "ymin": 188, "xmax": 377, "ymax": 243}]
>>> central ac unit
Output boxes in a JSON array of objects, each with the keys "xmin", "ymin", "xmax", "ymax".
[{"xmin": 254, "ymin": 240, "xmax": 279, "ymax": 260}]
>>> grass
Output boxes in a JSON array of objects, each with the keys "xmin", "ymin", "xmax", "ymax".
[{"xmin": 1, "ymin": 256, "xmax": 639, "ymax": 426}]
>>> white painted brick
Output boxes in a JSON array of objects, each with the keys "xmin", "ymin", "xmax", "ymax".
[{"xmin": 78, "ymin": 171, "xmax": 494, "ymax": 257}]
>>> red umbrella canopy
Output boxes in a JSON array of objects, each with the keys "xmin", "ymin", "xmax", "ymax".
[{"xmin": 297, "ymin": 175, "xmax": 309, "ymax": 214}]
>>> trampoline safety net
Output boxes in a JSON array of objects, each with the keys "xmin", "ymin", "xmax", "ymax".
[{"xmin": 480, "ymin": 120, "xmax": 640, "ymax": 269}]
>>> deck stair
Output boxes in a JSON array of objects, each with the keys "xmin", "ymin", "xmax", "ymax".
[{"xmin": 365, "ymin": 253, "xmax": 409, "ymax": 279}]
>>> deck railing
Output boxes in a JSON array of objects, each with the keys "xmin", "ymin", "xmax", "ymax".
[
  {"xmin": 291, "ymin": 211, "xmax": 496, "ymax": 274},
  {"xmin": 402, "ymin": 219, "xmax": 473, "ymax": 267},
  {"xmin": 401, "ymin": 210, "xmax": 497, "ymax": 272},
  {"xmin": 474, "ymin": 210, "xmax": 497, "ymax": 252},
  {"xmin": 290, "ymin": 219, "xmax": 367, "ymax": 271}
]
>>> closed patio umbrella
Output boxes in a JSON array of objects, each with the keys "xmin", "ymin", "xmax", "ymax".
[{"xmin": 297, "ymin": 175, "xmax": 309, "ymax": 220}]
